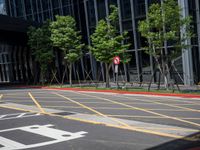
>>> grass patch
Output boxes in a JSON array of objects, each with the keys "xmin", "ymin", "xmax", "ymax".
[{"xmin": 46, "ymin": 84, "xmax": 200, "ymax": 95}]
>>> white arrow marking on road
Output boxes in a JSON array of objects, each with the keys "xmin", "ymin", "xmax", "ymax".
[{"xmin": 0, "ymin": 124, "xmax": 87, "ymax": 150}]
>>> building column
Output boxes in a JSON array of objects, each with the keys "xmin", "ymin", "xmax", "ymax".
[
  {"xmin": 13, "ymin": 0, "xmax": 17, "ymax": 17},
  {"xmin": 35, "ymin": 0, "xmax": 41, "ymax": 22},
  {"xmin": 59, "ymin": 0, "xmax": 63, "ymax": 15},
  {"xmin": 49, "ymin": 0, "xmax": 54, "ymax": 20},
  {"xmin": 178, "ymin": 0, "xmax": 194, "ymax": 85},
  {"xmin": 145, "ymin": 0, "xmax": 154, "ymax": 82},
  {"xmin": 39, "ymin": 0, "xmax": 44, "ymax": 22},
  {"xmin": 30, "ymin": 0, "xmax": 35, "ymax": 20},
  {"xmin": 7, "ymin": 0, "xmax": 13, "ymax": 16},
  {"xmin": 117, "ymin": 0, "xmax": 130, "ymax": 82},
  {"xmin": 83, "ymin": 0, "xmax": 97, "ymax": 80},
  {"xmin": 94, "ymin": 0, "xmax": 105, "ymax": 81},
  {"xmin": 0, "ymin": 51, "xmax": 6, "ymax": 82},
  {"xmin": 130, "ymin": 0, "xmax": 142, "ymax": 83},
  {"xmin": 21, "ymin": 0, "xmax": 27, "ymax": 19},
  {"xmin": 7, "ymin": 45, "xmax": 14, "ymax": 82},
  {"xmin": 196, "ymin": 0, "xmax": 200, "ymax": 78},
  {"xmin": 76, "ymin": 0, "xmax": 85, "ymax": 79}
]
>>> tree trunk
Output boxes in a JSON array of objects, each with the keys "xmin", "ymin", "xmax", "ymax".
[
  {"xmin": 105, "ymin": 63, "xmax": 110, "ymax": 88},
  {"xmin": 41, "ymin": 70, "xmax": 44, "ymax": 86},
  {"xmin": 61, "ymin": 68, "xmax": 66, "ymax": 86},
  {"xmin": 69, "ymin": 63, "xmax": 72, "ymax": 87}
]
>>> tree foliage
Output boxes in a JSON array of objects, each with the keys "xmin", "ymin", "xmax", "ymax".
[
  {"xmin": 27, "ymin": 21, "xmax": 54, "ymax": 84},
  {"xmin": 138, "ymin": 0, "xmax": 193, "ymax": 89},
  {"xmin": 90, "ymin": 5, "xmax": 131, "ymax": 87},
  {"xmin": 50, "ymin": 15, "xmax": 84, "ymax": 86}
]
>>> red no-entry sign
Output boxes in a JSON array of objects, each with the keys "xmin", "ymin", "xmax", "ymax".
[{"xmin": 113, "ymin": 56, "xmax": 120, "ymax": 65}]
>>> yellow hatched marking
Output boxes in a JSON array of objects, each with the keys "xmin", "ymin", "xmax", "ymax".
[
  {"xmin": 133, "ymin": 98, "xmax": 200, "ymax": 113},
  {"xmin": 52, "ymin": 92, "xmax": 198, "ymax": 139},
  {"xmin": 28, "ymin": 92, "xmax": 46, "ymax": 113},
  {"xmin": 75, "ymin": 92, "xmax": 200, "ymax": 127},
  {"xmin": 45, "ymin": 106, "xmax": 83, "ymax": 108},
  {"xmin": 107, "ymin": 115, "xmax": 200, "ymax": 120},
  {"xmin": 176, "ymin": 104, "xmax": 200, "ymax": 106},
  {"xmin": 107, "ymin": 115, "xmax": 166, "ymax": 118},
  {"xmin": 116, "ymin": 95, "xmax": 200, "ymax": 112},
  {"xmin": 140, "ymin": 97, "xmax": 200, "ymax": 105},
  {"xmin": 53, "ymin": 92, "xmax": 132, "ymax": 127},
  {"xmin": 145, "ymin": 109, "xmax": 190, "ymax": 111},
  {"xmin": 0, "ymin": 104, "xmax": 197, "ymax": 140},
  {"xmin": 4, "ymin": 97, "xmax": 30, "ymax": 99}
]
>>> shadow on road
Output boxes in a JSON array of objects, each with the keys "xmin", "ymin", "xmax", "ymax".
[{"xmin": 147, "ymin": 132, "xmax": 200, "ymax": 150}]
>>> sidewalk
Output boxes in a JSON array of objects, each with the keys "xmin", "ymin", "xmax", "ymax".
[{"xmin": 12, "ymin": 84, "xmax": 200, "ymax": 99}]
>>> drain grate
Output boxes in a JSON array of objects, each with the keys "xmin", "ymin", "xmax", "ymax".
[{"xmin": 54, "ymin": 111, "xmax": 75, "ymax": 116}]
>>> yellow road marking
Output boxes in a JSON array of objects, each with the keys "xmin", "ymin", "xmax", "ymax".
[
  {"xmin": 175, "ymin": 104, "xmax": 200, "ymax": 106},
  {"xmin": 107, "ymin": 115, "xmax": 166, "ymax": 118},
  {"xmin": 146, "ymin": 108, "xmax": 189, "ymax": 111},
  {"xmin": 130, "ymin": 97, "xmax": 200, "ymax": 113},
  {"xmin": 0, "ymin": 94, "xmax": 3, "ymax": 100},
  {"xmin": 45, "ymin": 106, "xmax": 83, "ymax": 108},
  {"xmin": 124, "ymin": 102, "xmax": 200, "ymax": 106},
  {"xmin": 4, "ymin": 96, "xmax": 30, "ymax": 98},
  {"xmin": 53, "ymin": 92, "xmax": 132, "ymax": 127},
  {"xmin": 75, "ymin": 92, "xmax": 200, "ymax": 127},
  {"xmin": 53, "ymin": 92, "xmax": 199, "ymax": 139},
  {"xmin": 143, "ymin": 98, "xmax": 200, "ymax": 105},
  {"xmin": 0, "ymin": 103, "xmax": 197, "ymax": 140},
  {"xmin": 28, "ymin": 92, "xmax": 46, "ymax": 113},
  {"xmin": 107, "ymin": 114, "xmax": 200, "ymax": 120},
  {"xmin": 0, "ymin": 105, "xmax": 37, "ymax": 113},
  {"xmin": 115, "ymin": 95, "xmax": 200, "ymax": 112}
]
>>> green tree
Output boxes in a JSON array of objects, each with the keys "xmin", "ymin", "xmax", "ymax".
[
  {"xmin": 90, "ymin": 5, "xmax": 130, "ymax": 88},
  {"xmin": 138, "ymin": 0, "xmax": 193, "ymax": 90},
  {"xmin": 50, "ymin": 15, "xmax": 84, "ymax": 86},
  {"xmin": 27, "ymin": 21, "xmax": 54, "ymax": 85}
]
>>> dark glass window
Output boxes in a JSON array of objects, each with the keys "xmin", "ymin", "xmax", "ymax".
[
  {"xmin": 52, "ymin": 0, "xmax": 59, "ymax": 9},
  {"xmin": 41, "ymin": 0, "xmax": 49, "ymax": 11},
  {"xmin": 63, "ymin": 6, "xmax": 70, "ymax": 15},
  {"xmin": 32, "ymin": 0, "xmax": 39, "ymax": 22},
  {"xmin": 120, "ymin": 0, "xmax": 131, "ymax": 20},
  {"xmin": 108, "ymin": 0, "xmax": 117, "ymax": 6},
  {"xmin": 97, "ymin": 0, "xmax": 106, "ymax": 20},
  {"xmin": 62, "ymin": 0, "xmax": 70, "ymax": 7},
  {"xmin": 87, "ymin": 0, "xmax": 96, "ymax": 27},
  {"xmin": 134, "ymin": 0, "xmax": 145, "ymax": 17},
  {"xmin": 24, "ymin": 0, "xmax": 32, "ymax": 16},
  {"xmin": 53, "ymin": 8, "xmax": 60, "ymax": 18},
  {"xmin": 8, "ymin": 0, "xmax": 16, "ymax": 16},
  {"xmin": 15, "ymin": 0, "xmax": 23, "ymax": 16}
]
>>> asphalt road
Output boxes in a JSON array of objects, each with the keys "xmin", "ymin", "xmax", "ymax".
[{"xmin": 0, "ymin": 88, "xmax": 200, "ymax": 150}]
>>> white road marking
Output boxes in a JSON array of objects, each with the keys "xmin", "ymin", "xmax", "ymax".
[
  {"xmin": 0, "ymin": 124, "xmax": 87, "ymax": 150},
  {"xmin": 0, "ymin": 113, "xmax": 40, "ymax": 121}
]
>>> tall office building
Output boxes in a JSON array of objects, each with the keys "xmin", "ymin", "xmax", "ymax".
[{"xmin": 0, "ymin": 0, "xmax": 200, "ymax": 85}]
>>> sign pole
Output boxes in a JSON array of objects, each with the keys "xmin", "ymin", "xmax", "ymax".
[
  {"xmin": 113, "ymin": 56, "xmax": 120, "ymax": 88},
  {"xmin": 115, "ymin": 65, "xmax": 119, "ymax": 88}
]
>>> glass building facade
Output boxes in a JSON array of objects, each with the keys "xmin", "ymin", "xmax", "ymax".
[
  {"xmin": 0, "ymin": 0, "xmax": 6, "ymax": 14},
  {"xmin": 1, "ymin": 0, "xmax": 200, "ymax": 85}
]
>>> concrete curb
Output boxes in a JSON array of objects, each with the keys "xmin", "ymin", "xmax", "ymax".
[{"xmin": 15, "ymin": 86, "xmax": 200, "ymax": 99}]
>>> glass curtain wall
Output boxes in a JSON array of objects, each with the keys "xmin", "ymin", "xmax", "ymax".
[
  {"xmin": 0, "ymin": 0, "xmax": 6, "ymax": 14},
  {"xmin": 4, "ymin": 0, "xmax": 200, "ymax": 84},
  {"xmin": 0, "ymin": 42, "xmax": 32, "ymax": 83}
]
